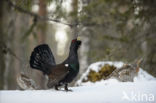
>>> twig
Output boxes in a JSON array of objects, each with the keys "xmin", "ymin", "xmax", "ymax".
[
  {"xmin": 21, "ymin": 17, "xmax": 37, "ymax": 42},
  {"xmin": 3, "ymin": 45, "xmax": 22, "ymax": 62},
  {"xmin": 5, "ymin": 0, "xmax": 73, "ymax": 27}
]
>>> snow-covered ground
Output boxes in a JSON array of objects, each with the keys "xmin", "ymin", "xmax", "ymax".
[{"xmin": 0, "ymin": 61, "xmax": 156, "ymax": 103}]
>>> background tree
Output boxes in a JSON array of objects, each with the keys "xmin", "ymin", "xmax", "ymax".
[
  {"xmin": 79, "ymin": 0, "xmax": 156, "ymax": 77},
  {"xmin": 0, "ymin": 0, "xmax": 5, "ymax": 89}
]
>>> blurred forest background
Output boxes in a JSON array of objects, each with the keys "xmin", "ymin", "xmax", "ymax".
[{"xmin": 0, "ymin": 0, "xmax": 156, "ymax": 90}]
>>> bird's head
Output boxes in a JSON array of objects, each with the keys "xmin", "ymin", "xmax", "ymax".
[{"xmin": 70, "ymin": 38, "xmax": 82, "ymax": 50}]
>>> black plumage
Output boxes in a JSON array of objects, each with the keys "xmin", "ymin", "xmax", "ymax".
[
  {"xmin": 30, "ymin": 44, "xmax": 56, "ymax": 75},
  {"xmin": 29, "ymin": 39, "xmax": 81, "ymax": 91}
]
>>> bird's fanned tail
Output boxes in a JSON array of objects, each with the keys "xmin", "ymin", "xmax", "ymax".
[{"xmin": 30, "ymin": 44, "xmax": 56, "ymax": 75}]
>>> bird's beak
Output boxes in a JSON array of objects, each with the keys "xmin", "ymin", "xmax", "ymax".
[{"xmin": 77, "ymin": 37, "xmax": 81, "ymax": 41}]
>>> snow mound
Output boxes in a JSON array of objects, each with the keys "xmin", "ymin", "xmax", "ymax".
[
  {"xmin": 77, "ymin": 61, "xmax": 156, "ymax": 85},
  {"xmin": 134, "ymin": 69, "xmax": 156, "ymax": 82}
]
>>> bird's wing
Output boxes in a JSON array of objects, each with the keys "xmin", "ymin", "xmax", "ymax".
[{"xmin": 47, "ymin": 64, "xmax": 69, "ymax": 88}]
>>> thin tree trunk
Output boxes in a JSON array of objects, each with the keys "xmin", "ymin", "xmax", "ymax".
[
  {"xmin": 0, "ymin": 0, "xmax": 17, "ymax": 90},
  {"xmin": 79, "ymin": 27, "xmax": 90, "ymax": 80},
  {"xmin": 35, "ymin": 0, "xmax": 47, "ymax": 89},
  {"xmin": 0, "ymin": 0, "xmax": 5, "ymax": 90},
  {"xmin": 37, "ymin": 0, "xmax": 47, "ymax": 44},
  {"xmin": 71, "ymin": 0, "xmax": 78, "ymax": 39}
]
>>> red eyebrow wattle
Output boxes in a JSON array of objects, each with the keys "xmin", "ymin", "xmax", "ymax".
[{"xmin": 72, "ymin": 39, "xmax": 77, "ymax": 42}]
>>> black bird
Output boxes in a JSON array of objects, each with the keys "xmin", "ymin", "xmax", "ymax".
[{"xmin": 30, "ymin": 39, "xmax": 81, "ymax": 91}]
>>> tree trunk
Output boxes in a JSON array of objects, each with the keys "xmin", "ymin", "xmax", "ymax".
[
  {"xmin": 37, "ymin": 0, "xmax": 47, "ymax": 44},
  {"xmin": 78, "ymin": 0, "xmax": 91, "ymax": 82},
  {"xmin": 35, "ymin": 0, "xmax": 47, "ymax": 89},
  {"xmin": 0, "ymin": 0, "xmax": 5, "ymax": 90},
  {"xmin": 79, "ymin": 27, "xmax": 90, "ymax": 80}
]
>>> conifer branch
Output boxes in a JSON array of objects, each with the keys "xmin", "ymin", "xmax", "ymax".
[{"xmin": 5, "ymin": 0, "xmax": 73, "ymax": 27}]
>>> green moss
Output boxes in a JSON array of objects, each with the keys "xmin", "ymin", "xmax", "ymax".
[
  {"xmin": 99, "ymin": 64, "xmax": 116, "ymax": 79},
  {"xmin": 87, "ymin": 70, "xmax": 102, "ymax": 82},
  {"xmin": 83, "ymin": 64, "xmax": 116, "ymax": 83}
]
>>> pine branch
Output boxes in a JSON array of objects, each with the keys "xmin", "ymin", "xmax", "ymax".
[
  {"xmin": 102, "ymin": 35, "xmax": 129, "ymax": 43},
  {"xmin": 5, "ymin": 0, "xmax": 73, "ymax": 27}
]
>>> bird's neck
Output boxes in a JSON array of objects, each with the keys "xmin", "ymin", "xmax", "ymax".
[
  {"xmin": 62, "ymin": 48, "xmax": 79, "ymax": 72},
  {"xmin": 68, "ymin": 49, "xmax": 78, "ymax": 61},
  {"xmin": 62, "ymin": 41, "xmax": 80, "ymax": 65},
  {"xmin": 69, "ymin": 48, "xmax": 78, "ymax": 57},
  {"xmin": 63, "ymin": 48, "xmax": 79, "ymax": 65}
]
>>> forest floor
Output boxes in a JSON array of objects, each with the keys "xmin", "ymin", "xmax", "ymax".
[{"xmin": 0, "ymin": 61, "xmax": 156, "ymax": 103}]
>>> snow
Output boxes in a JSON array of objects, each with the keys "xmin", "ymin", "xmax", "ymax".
[
  {"xmin": 134, "ymin": 69, "xmax": 156, "ymax": 82},
  {"xmin": 0, "ymin": 81, "xmax": 156, "ymax": 103},
  {"xmin": 0, "ymin": 61, "xmax": 156, "ymax": 103}
]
